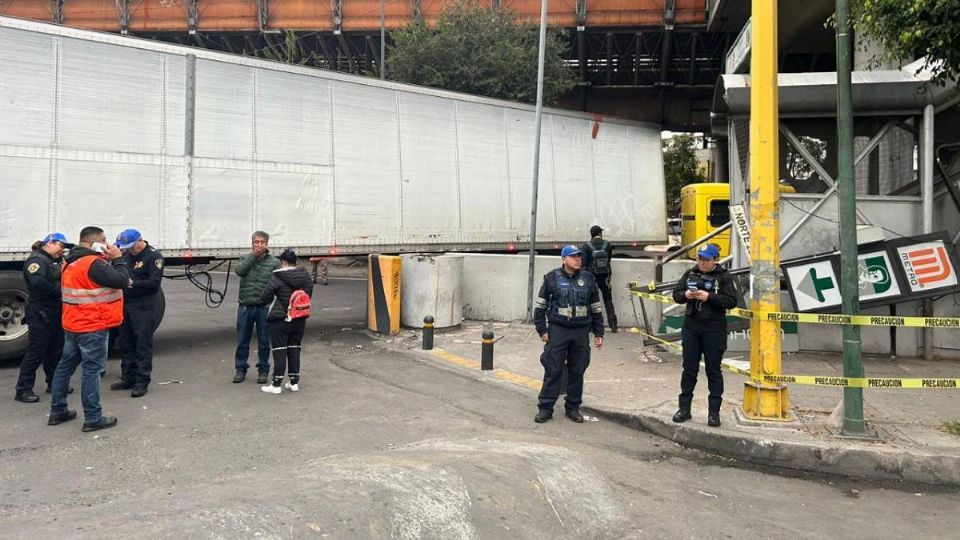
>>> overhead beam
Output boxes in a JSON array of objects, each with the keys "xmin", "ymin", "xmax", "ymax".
[
  {"xmin": 187, "ymin": 0, "xmax": 198, "ymax": 35},
  {"xmin": 115, "ymin": 0, "xmax": 130, "ymax": 35}
]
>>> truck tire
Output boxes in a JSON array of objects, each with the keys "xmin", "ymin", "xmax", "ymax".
[
  {"xmin": 108, "ymin": 288, "xmax": 166, "ymax": 356},
  {"xmin": 0, "ymin": 270, "xmax": 30, "ymax": 361}
]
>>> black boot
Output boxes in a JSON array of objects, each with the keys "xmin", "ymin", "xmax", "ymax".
[
  {"xmin": 15, "ymin": 391, "xmax": 40, "ymax": 403},
  {"xmin": 232, "ymin": 371, "xmax": 245, "ymax": 383},
  {"xmin": 534, "ymin": 409, "xmax": 553, "ymax": 423},
  {"xmin": 672, "ymin": 409, "xmax": 692, "ymax": 423},
  {"xmin": 707, "ymin": 411, "xmax": 721, "ymax": 427}
]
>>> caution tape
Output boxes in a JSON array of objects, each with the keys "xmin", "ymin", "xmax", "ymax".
[
  {"xmin": 720, "ymin": 360, "xmax": 960, "ymax": 389},
  {"xmin": 630, "ymin": 290, "xmax": 960, "ymax": 329},
  {"xmin": 628, "ymin": 327, "xmax": 682, "ymax": 350}
]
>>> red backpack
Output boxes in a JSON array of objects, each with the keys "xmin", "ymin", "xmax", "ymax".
[{"xmin": 286, "ymin": 289, "xmax": 312, "ymax": 321}]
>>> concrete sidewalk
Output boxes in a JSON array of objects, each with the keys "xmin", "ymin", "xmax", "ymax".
[{"xmin": 385, "ymin": 320, "xmax": 960, "ymax": 487}]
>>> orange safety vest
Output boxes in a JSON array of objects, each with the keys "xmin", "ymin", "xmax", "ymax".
[{"xmin": 61, "ymin": 254, "xmax": 124, "ymax": 333}]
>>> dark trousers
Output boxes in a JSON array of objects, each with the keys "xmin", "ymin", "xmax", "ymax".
[
  {"xmin": 118, "ymin": 300, "xmax": 156, "ymax": 388},
  {"xmin": 16, "ymin": 304, "xmax": 64, "ymax": 394},
  {"xmin": 596, "ymin": 274, "xmax": 618, "ymax": 329},
  {"xmin": 235, "ymin": 305, "xmax": 271, "ymax": 373},
  {"xmin": 679, "ymin": 325, "xmax": 726, "ymax": 412},
  {"xmin": 269, "ymin": 318, "xmax": 306, "ymax": 383},
  {"xmin": 538, "ymin": 325, "xmax": 591, "ymax": 413}
]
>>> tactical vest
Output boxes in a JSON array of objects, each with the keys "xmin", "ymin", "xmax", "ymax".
[{"xmin": 548, "ymin": 269, "xmax": 593, "ymax": 322}]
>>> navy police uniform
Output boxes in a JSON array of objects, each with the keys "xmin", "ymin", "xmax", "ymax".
[
  {"xmin": 117, "ymin": 243, "xmax": 164, "ymax": 392},
  {"xmin": 15, "ymin": 249, "xmax": 66, "ymax": 398},
  {"xmin": 671, "ymin": 261, "xmax": 737, "ymax": 418},
  {"xmin": 534, "ymin": 267, "xmax": 605, "ymax": 416}
]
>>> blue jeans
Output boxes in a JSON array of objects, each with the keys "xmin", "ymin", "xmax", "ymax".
[
  {"xmin": 235, "ymin": 305, "xmax": 270, "ymax": 373},
  {"xmin": 50, "ymin": 330, "xmax": 109, "ymax": 424}
]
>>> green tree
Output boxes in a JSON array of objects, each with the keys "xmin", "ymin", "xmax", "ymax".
[
  {"xmin": 387, "ymin": 0, "xmax": 576, "ymax": 105},
  {"xmin": 663, "ymin": 134, "xmax": 706, "ymax": 214},
  {"xmin": 852, "ymin": 0, "xmax": 960, "ymax": 85}
]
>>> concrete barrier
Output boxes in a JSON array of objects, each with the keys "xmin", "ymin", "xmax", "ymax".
[
  {"xmin": 400, "ymin": 253, "xmax": 463, "ymax": 329},
  {"xmin": 455, "ymin": 253, "xmax": 689, "ymax": 329}
]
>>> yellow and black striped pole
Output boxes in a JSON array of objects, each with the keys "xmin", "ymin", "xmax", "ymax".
[{"xmin": 367, "ymin": 254, "xmax": 401, "ymax": 335}]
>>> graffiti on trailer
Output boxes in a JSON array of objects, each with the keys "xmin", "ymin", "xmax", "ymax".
[{"xmin": 594, "ymin": 194, "xmax": 661, "ymax": 237}]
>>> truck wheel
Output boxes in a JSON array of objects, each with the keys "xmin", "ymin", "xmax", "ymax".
[
  {"xmin": 0, "ymin": 270, "xmax": 29, "ymax": 361},
  {"xmin": 108, "ymin": 288, "xmax": 166, "ymax": 356}
]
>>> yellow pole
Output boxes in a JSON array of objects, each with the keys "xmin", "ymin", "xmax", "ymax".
[{"xmin": 742, "ymin": 0, "xmax": 791, "ymax": 420}]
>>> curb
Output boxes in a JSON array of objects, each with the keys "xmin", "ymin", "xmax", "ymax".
[{"xmin": 583, "ymin": 404, "xmax": 960, "ymax": 487}]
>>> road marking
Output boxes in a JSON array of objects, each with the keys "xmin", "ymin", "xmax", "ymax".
[
  {"xmin": 430, "ymin": 348, "xmax": 480, "ymax": 370},
  {"xmin": 429, "ymin": 348, "xmax": 542, "ymax": 390}
]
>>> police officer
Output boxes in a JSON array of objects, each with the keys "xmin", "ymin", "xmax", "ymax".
[
  {"xmin": 14, "ymin": 233, "xmax": 73, "ymax": 403},
  {"xmin": 110, "ymin": 229, "xmax": 164, "ymax": 398},
  {"xmin": 581, "ymin": 225, "xmax": 618, "ymax": 332},
  {"xmin": 533, "ymin": 245, "xmax": 605, "ymax": 423},
  {"xmin": 671, "ymin": 243, "xmax": 737, "ymax": 427}
]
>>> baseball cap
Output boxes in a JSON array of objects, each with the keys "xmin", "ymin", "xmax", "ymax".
[
  {"xmin": 590, "ymin": 225, "xmax": 603, "ymax": 237},
  {"xmin": 697, "ymin": 243, "xmax": 720, "ymax": 260},
  {"xmin": 560, "ymin": 245, "xmax": 582, "ymax": 258},
  {"xmin": 43, "ymin": 232, "xmax": 74, "ymax": 249},
  {"xmin": 115, "ymin": 229, "xmax": 142, "ymax": 250}
]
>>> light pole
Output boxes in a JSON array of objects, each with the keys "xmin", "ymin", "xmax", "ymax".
[
  {"xmin": 380, "ymin": 0, "xmax": 386, "ymax": 79},
  {"xmin": 525, "ymin": 0, "xmax": 549, "ymax": 320}
]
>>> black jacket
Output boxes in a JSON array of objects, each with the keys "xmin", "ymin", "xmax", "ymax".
[
  {"xmin": 533, "ymin": 268, "xmax": 605, "ymax": 336},
  {"xmin": 122, "ymin": 243, "xmax": 164, "ymax": 302},
  {"xmin": 672, "ymin": 263, "xmax": 738, "ymax": 329},
  {"xmin": 23, "ymin": 249, "xmax": 63, "ymax": 309},
  {"xmin": 63, "ymin": 247, "xmax": 130, "ymax": 289},
  {"xmin": 258, "ymin": 266, "xmax": 314, "ymax": 322},
  {"xmin": 581, "ymin": 237, "xmax": 614, "ymax": 276}
]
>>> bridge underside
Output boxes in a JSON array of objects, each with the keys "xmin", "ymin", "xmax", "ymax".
[{"xmin": 1, "ymin": 1, "xmax": 839, "ymax": 131}]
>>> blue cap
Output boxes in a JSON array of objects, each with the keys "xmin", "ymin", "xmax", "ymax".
[
  {"xmin": 560, "ymin": 245, "xmax": 582, "ymax": 258},
  {"xmin": 697, "ymin": 243, "xmax": 720, "ymax": 260},
  {"xmin": 43, "ymin": 232, "xmax": 74, "ymax": 248},
  {"xmin": 115, "ymin": 229, "xmax": 142, "ymax": 250}
]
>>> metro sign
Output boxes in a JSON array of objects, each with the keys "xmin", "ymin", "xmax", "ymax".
[{"xmin": 896, "ymin": 240, "xmax": 958, "ymax": 293}]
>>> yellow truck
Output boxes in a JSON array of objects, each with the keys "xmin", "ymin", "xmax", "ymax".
[
  {"xmin": 680, "ymin": 183, "xmax": 731, "ymax": 258},
  {"xmin": 680, "ymin": 182, "xmax": 794, "ymax": 258}
]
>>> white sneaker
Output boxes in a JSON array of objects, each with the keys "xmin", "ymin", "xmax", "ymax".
[
  {"xmin": 261, "ymin": 385, "xmax": 281, "ymax": 394},
  {"xmin": 284, "ymin": 382, "xmax": 299, "ymax": 392}
]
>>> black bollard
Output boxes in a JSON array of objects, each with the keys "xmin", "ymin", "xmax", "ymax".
[
  {"xmin": 422, "ymin": 315, "xmax": 434, "ymax": 350},
  {"xmin": 481, "ymin": 329, "xmax": 494, "ymax": 370}
]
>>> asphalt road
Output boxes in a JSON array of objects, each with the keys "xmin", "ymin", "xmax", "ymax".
[{"xmin": 1, "ymin": 274, "xmax": 957, "ymax": 538}]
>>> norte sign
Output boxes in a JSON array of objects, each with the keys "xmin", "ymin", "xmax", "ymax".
[{"xmin": 729, "ymin": 204, "xmax": 751, "ymax": 265}]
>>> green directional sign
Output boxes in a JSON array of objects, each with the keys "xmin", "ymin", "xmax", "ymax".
[
  {"xmin": 798, "ymin": 267, "xmax": 836, "ymax": 302},
  {"xmin": 786, "ymin": 261, "xmax": 842, "ymax": 312}
]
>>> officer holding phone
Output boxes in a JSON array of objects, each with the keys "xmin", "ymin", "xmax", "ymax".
[{"xmin": 670, "ymin": 243, "xmax": 737, "ymax": 427}]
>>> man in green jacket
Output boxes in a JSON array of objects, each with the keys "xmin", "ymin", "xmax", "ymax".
[{"xmin": 233, "ymin": 231, "xmax": 280, "ymax": 384}]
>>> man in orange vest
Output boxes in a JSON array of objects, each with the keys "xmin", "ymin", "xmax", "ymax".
[{"xmin": 47, "ymin": 226, "xmax": 131, "ymax": 432}]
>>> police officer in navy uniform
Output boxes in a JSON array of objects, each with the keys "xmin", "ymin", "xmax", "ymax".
[
  {"xmin": 14, "ymin": 233, "xmax": 74, "ymax": 403},
  {"xmin": 110, "ymin": 229, "xmax": 164, "ymax": 398},
  {"xmin": 533, "ymin": 245, "xmax": 605, "ymax": 423},
  {"xmin": 581, "ymin": 225, "xmax": 618, "ymax": 332},
  {"xmin": 671, "ymin": 243, "xmax": 737, "ymax": 427}
]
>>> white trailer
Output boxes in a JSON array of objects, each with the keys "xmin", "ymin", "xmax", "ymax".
[{"xmin": 0, "ymin": 15, "xmax": 666, "ymax": 358}]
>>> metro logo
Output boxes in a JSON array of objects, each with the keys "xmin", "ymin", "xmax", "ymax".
[
  {"xmin": 897, "ymin": 240, "xmax": 958, "ymax": 292},
  {"xmin": 906, "ymin": 246, "xmax": 951, "ymax": 286}
]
